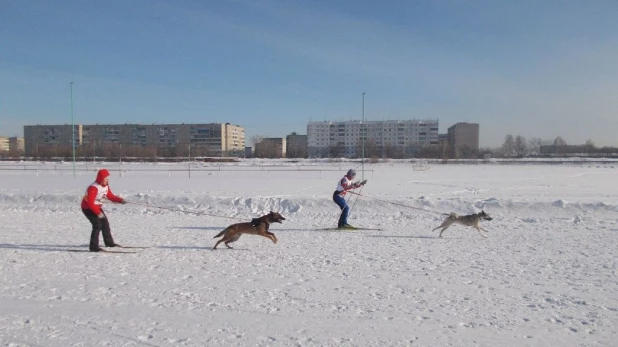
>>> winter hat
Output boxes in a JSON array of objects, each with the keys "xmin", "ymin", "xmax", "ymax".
[
  {"xmin": 347, "ymin": 169, "xmax": 356, "ymax": 178},
  {"xmin": 96, "ymin": 169, "xmax": 110, "ymax": 185}
]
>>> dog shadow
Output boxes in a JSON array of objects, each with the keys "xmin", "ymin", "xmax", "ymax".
[
  {"xmin": 157, "ymin": 245, "xmax": 249, "ymax": 251},
  {"xmin": 172, "ymin": 226, "xmax": 225, "ymax": 231},
  {"xmin": 0, "ymin": 243, "xmax": 88, "ymax": 252},
  {"xmin": 366, "ymin": 235, "xmax": 442, "ymax": 239}
]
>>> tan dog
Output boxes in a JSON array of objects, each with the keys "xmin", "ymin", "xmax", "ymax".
[
  {"xmin": 432, "ymin": 210, "xmax": 493, "ymax": 238},
  {"xmin": 213, "ymin": 211, "xmax": 286, "ymax": 249}
]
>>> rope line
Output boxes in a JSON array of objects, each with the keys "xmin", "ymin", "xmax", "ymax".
[
  {"xmin": 346, "ymin": 191, "xmax": 447, "ymax": 216},
  {"xmin": 126, "ymin": 201, "xmax": 244, "ymax": 220}
]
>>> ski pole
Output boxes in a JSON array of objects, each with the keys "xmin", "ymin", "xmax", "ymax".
[{"xmin": 347, "ymin": 184, "xmax": 365, "ymax": 221}]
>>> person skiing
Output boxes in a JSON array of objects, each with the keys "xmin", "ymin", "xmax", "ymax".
[
  {"xmin": 81, "ymin": 169, "xmax": 126, "ymax": 252},
  {"xmin": 333, "ymin": 169, "xmax": 366, "ymax": 229}
]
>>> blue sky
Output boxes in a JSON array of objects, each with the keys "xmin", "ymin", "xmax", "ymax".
[{"xmin": 1, "ymin": 0, "xmax": 617, "ymax": 147}]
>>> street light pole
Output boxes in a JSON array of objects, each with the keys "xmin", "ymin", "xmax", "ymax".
[
  {"xmin": 70, "ymin": 82, "xmax": 75, "ymax": 177},
  {"xmin": 361, "ymin": 92, "xmax": 365, "ymax": 181}
]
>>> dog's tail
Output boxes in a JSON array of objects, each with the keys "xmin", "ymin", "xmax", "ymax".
[{"xmin": 213, "ymin": 229, "xmax": 226, "ymax": 238}]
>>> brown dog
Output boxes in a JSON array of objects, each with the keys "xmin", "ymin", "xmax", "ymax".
[{"xmin": 213, "ymin": 211, "xmax": 286, "ymax": 249}]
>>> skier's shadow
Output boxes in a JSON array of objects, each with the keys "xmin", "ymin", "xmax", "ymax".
[{"xmin": 0, "ymin": 243, "xmax": 87, "ymax": 252}]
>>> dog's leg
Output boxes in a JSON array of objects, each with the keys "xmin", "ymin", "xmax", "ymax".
[
  {"xmin": 432, "ymin": 220, "xmax": 449, "ymax": 232},
  {"xmin": 480, "ymin": 227, "xmax": 490, "ymax": 233},
  {"xmin": 213, "ymin": 239, "xmax": 223, "ymax": 250},
  {"xmin": 435, "ymin": 220, "xmax": 453, "ymax": 237},
  {"xmin": 474, "ymin": 226, "xmax": 487, "ymax": 238},
  {"xmin": 258, "ymin": 232, "xmax": 277, "ymax": 244},
  {"xmin": 223, "ymin": 233, "xmax": 242, "ymax": 248},
  {"xmin": 265, "ymin": 231, "xmax": 277, "ymax": 244},
  {"xmin": 438, "ymin": 225, "xmax": 450, "ymax": 238}
]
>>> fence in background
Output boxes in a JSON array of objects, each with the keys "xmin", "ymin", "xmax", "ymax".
[{"xmin": 0, "ymin": 163, "xmax": 375, "ymax": 179}]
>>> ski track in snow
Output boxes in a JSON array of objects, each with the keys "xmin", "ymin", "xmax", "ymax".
[{"xmin": 1, "ymin": 161, "xmax": 617, "ymax": 346}]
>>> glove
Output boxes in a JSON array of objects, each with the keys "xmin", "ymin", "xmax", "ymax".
[
  {"xmin": 360, "ymin": 180, "xmax": 368, "ymax": 186},
  {"xmin": 120, "ymin": 199, "xmax": 127, "ymax": 204},
  {"xmin": 97, "ymin": 213, "xmax": 105, "ymax": 219}
]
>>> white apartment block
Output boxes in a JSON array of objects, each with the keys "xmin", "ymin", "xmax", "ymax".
[
  {"xmin": 0, "ymin": 137, "xmax": 9, "ymax": 152},
  {"xmin": 307, "ymin": 120, "xmax": 439, "ymax": 158}
]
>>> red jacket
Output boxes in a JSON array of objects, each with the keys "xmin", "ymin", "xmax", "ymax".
[{"xmin": 81, "ymin": 169, "xmax": 123, "ymax": 214}]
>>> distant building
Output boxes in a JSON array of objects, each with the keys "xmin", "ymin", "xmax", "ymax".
[
  {"xmin": 447, "ymin": 123, "xmax": 479, "ymax": 159},
  {"xmin": 9, "ymin": 137, "xmax": 25, "ymax": 153},
  {"xmin": 0, "ymin": 136, "xmax": 26, "ymax": 155},
  {"xmin": 286, "ymin": 132, "xmax": 307, "ymax": 158},
  {"xmin": 438, "ymin": 134, "xmax": 449, "ymax": 159},
  {"xmin": 23, "ymin": 123, "xmax": 245, "ymax": 157},
  {"xmin": 307, "ymin": 119, "xmax": 439, "ymax": 158},
  {"xmin": 0, "ymin": 137, "xmax": 9, "ymax": 152},
  {"xmin": 244, "ymin": 146, "xmax": 253, "ymax": 158},
  {"xmin": 255, "ymin": 138, "xmax": 286, "ymax": 158}
]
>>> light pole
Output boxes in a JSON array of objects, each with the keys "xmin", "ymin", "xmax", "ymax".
[
  {"xmin": 361, "ymin": 92, "xmax": 365, "ymax": 181},
  {"xmin": 70, "ymin": 82, "xmax": 76, "ymax": 177}
]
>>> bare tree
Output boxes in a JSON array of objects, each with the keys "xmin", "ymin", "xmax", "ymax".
[
  {"xmin": 553, "ymin": 136, "xmax": 567, "ymax": 147},
  {"xmin": 527, "ymin": 138, "xmax": 543, "ymax": 156},
  {"xmin": 418, "ymin": 145, "xmax": 441, "ymax": 159},
  {"xmin": 553, "ymin": 136, "xmax": 567, "ymax": 157},
  {"xmin": 328, "ymin": 144, "xmax": 345, "ymax": 158},
  {"xmin": 478, "ymin": 147, "xmax": 494, "ymax": 159},
  {"xmin": 502, "ymin": 134, "xmax": 515, "ymax": 157},
  {"xmin": 384, "ymin": 144, "xmax": 404, "ymax": 159},
  {"xmin": 459, "ymin": 145, "xmax": 478, "ymax": 159},
  {"xmin": 514, "ymin": 135, "xmax": 528, "ymax": 157},
  {"xmin": 356, "ymin": 138, "xmax": 379, "ymax": 159}
]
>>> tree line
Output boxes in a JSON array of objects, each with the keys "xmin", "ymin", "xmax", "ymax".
[{"xmin": 499, "ymin": 135, "xmax": 616, "ymax": 158}]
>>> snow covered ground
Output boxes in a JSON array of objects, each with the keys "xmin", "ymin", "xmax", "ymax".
[{"xmin": 1, "ymin": 160, "xmax": 617, "ymax": 346}]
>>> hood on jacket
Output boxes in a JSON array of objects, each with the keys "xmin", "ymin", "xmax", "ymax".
[{"xmin": 96, "ymin": 169, "xmax": 110, "ymax": 185}]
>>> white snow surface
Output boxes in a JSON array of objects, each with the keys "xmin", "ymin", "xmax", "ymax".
[{"xmin": 1, "ymin": 160, "xmax": 617, "ymax": 346}]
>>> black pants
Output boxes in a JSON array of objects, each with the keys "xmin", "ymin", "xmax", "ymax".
[{"xmin": 82, "ymin": 209, "xmax": 115, "ymax": 250}]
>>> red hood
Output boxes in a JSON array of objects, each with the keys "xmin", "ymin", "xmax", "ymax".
[{"xmin": 96, "ymin": 169, "xmax": 110, "ymax": 185}]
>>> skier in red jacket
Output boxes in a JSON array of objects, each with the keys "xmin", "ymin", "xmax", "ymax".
[{"xmin": 81, "ymin": 169, "xmax": 126, "ymax": 252}]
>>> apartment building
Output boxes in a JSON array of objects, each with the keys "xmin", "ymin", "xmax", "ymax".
[
  {"xmin": 447, "ymin": 123, "xmax": 479, "ymax": 158},
  {"xmin": 285, "ymin": 132, "xmax": 308, "ymax": 158},
  {"xmin": 255, "ymin": 138, "xmax": 286, "ymax": 158},
  {"xmin": 0, "ymin": 137, "xmax": 9, "ymax": 152},
  {"xmin": 24, "ymin": 123, "xmax": 245, "ymax": 157},
  {"xmin": 9, "ymin": 137, "xmax": 25, "ymax": 153},
  {"xmin": 307, "ymin": 119, "xmax": 439, "ymax": 158}
]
